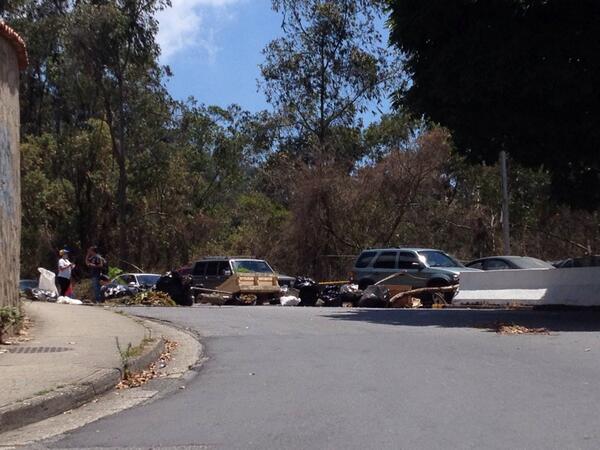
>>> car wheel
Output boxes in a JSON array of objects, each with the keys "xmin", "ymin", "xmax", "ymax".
[{"xmin": 422, "ymin": 279, "xmax": 450, "ymax": 308}]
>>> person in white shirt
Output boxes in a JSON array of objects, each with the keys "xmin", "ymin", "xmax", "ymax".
[{"xmin": 57, "ymin": 249, "xmax": 75, "ymax": 296}]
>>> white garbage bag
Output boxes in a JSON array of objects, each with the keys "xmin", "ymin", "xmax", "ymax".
[
  {"xmin": 38, "ymin": 268, "xmax": 58, "ymax": 295},
  {"xmin": 340, "ymin": 283, "xmax": 359, "ymax": 294},
  {"xmin": 56, "ymin": 296, "xmax": 83, "ymax": 305},
  {"xmin": 280, "ymin": 295, "xmax": 301, "ymax": 306}
]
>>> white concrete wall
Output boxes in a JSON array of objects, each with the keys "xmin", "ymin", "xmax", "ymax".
[
  {"xmin": 0, "ymin": 36, "xmax": 21, "ymax": 309},
  {"xmin": 454, "ymin": 267, "xmax": 600, "ymax": 306}
]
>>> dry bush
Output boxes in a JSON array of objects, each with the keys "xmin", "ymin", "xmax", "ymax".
[{"xmin": 286, "ymin": 127, "xmax": 453, "ymax": 278}]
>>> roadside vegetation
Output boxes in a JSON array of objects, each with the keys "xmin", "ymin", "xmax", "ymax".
[{"xmin": 4, "ymin": 0, "xmax": 598, "ymax": 281}]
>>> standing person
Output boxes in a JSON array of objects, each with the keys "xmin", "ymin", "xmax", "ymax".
[
  {"xmin": 57, "ymin": 249, "xmax": 75, "ymax": 296},
  {"xmin": 86, "ymin": 246, "xmax": 106, "ymax": 303}
]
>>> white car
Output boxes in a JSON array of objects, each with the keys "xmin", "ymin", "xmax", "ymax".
[{"xmin": 111, "ymin": 273, "xmax": 161, "ymax": 288}]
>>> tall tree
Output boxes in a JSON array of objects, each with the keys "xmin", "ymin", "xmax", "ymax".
[
  {"xmin": 66, "ymin": 0, "xmax": 170, "ymax": 259},
  {"xmin": 388, "ymin": 0, "xmax": 600, "ymax": 209},
  {"xmin": 261, "ymin": 0, "xmax": 399, "ymax": 162}
]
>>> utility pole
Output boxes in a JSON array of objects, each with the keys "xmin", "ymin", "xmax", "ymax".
[{"xmin": 500, "ymin": 150, "xmax": 511, "ymax": 254}]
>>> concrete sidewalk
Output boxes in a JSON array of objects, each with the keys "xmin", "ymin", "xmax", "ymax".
[{"xmin": 0, "ymin": 302, "xmax": 162, "ymax": 432}]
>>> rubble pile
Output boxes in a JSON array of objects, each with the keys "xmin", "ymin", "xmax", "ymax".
[
  {"xmin": 122, "ymin": 291, "xmax": 176, "ymax": 307},
  {"xmin": 477, "ymin": 321, "xmax": 551, "ymax": 335},
  {"xmin": 492, "ymin": 322, "xmax": 550, "ymax": 335}
]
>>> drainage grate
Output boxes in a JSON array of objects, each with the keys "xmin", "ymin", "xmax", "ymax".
[{"xmin": 6, "ymin": 346, "xmax": 73, "ymax": 354}]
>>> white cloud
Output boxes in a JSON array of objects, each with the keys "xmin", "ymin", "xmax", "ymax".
[{"xmin": 156, "ymin": 0, "xmax": 241, "ymax": 62}]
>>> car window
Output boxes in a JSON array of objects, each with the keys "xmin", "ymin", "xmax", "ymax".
[
  {"xmin": 232, "ymin": 260, "xmax": 273, "ymax": 273},
  {"xmin": 137, "ymin": 275, "xmax": 160, "ymax": 285},
  {"xmin": 206, "ymin": 261, "xmax": 220, "ymax": 276},
  {"xmin": 517, "ymin": 257, "xmax": 554, "ymax": 269},
  {"xmin": 485, "ymin": 259, "xmax": 511, "ymax": 270},
  {"xmin": 355, "ymin": 251, "xmax": 377, "ymax": 268},
  {"xmin": 398, "ymin": 251, "xmax": 418, "ymax": 269},
  {"xmin": 373, "ymin": 251, "xmax": 398, "ymax": 269},
  {"xmin": 467, "ymin": 261, "xmax": 484, "ymax": 270},
  {"xmin": 218, "ymin": 261, "xmax": 231, "ymax": 276},
  {"xmin": 116, "ymin": 274, "xmax": 135, "ymax": 285},
  {"xmin": 418, "ymin": 251, "xmax": 461, "ymax": 268},
  {"xmin": 193, "ymin": 262, "xmax": 207, "ymax": 276}
]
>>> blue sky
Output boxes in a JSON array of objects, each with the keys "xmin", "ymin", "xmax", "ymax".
[
  {"xmin": 156, "ymin": 0, "xmax": 283, "ymax": 111},
  {"xmin": 156, "ymin": 0, "xmax": 393, "ymax": 117}
]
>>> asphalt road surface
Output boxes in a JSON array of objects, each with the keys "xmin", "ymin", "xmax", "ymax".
[{"xmin": 42, "ymin": 307, "xmax": 600, "ymax": 450}]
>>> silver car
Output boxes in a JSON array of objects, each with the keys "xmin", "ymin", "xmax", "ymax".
[{"xmin": 351, "ymin": 247, "xmax": 482, "ymax": 291}]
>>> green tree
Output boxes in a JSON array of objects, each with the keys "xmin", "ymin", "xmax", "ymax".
[
  {"xmin": 261, "ymin": 0, "xmax": 399, "ymax": 162},
  {"xmin": 65, "ymin": 0, "xmax": 170, "ymax": 260},
  {"xmin": 388, "ymin": 0, "xmax": 600, "ymax": 209}
]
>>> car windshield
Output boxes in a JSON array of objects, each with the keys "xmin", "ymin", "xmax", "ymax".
[
  {"xmin": 231, "ymin": 260, "xmax": 273, "ymax": 274},
  {"xmin": 137, "ymin": 275, "xmax": 160, "ymax": 285},
  {"xmin": 418, "ymin": 251, "xmax": 462, "ymax": 268}
]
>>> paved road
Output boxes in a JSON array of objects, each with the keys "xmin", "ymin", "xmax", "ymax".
[{"xmin": 43, "ymin": 307, "xmax": 600, "ymax": 450}]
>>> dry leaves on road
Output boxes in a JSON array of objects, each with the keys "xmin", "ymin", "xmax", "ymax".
[
  {"xmin": 116, "ymin": 340, "xmax": 179, "ymax": 389},
  {"xmin": 478, "ymin": 321, "xmax": 550, "ymax": 335}
]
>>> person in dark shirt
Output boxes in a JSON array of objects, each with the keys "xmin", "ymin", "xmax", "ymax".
[{"xmin": 86, "ymin": 246, "xmax": 106, "ymax": 303}]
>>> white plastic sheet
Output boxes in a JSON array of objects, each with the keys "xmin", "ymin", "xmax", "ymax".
[
  {"xmin": 56, "ymin": 296, "xmax": 83, "ymax": 305},
  {"xmin": 280, "ymin": 295, "xmax": 301, "ymax": 306},
  {"xmin": 38, "ymin": 267, "xmax": 58, "ymax": 295}
]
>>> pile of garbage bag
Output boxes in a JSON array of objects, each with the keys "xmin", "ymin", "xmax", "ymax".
[
  {"xmin": 281, "ymin": 278, "xmax": 366, "ymax": 307},
  {"xmin": 293, "ymin": 277, "xmax": 320, "ymax": 306},
  {"xmin": 319, "ymin": 284, "xmax": 343, "ymax": 307},
  {"xmin": 28, "ymin": 288, "xmax": 58, "ymax": 302},
  {"xmin": 358, "ymin": 285, "xmax": 390, "ymax": 308},
  {"xmin": 102, "ymin": 284, "xmax": 139, "ymax": 300},
  {"xmin": 155, "ymin": 271, "xmax": 194, "ymax": 306}
]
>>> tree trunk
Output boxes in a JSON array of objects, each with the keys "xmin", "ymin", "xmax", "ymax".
[{"xmin": 116, "ymin": 75, "xmax": 128, "ymax": 262}]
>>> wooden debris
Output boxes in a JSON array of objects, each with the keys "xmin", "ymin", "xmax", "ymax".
[
  {"xmin": 387, "ymin": 285, "xmax": 458, "ymax": 307},
  {"xmin": 390, "ymin": 296, "xmax": 422, "ymax": 309}
]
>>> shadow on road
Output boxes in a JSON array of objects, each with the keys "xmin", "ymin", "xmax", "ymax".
[{"xmin": 322, "ymin": 308, "xmax": 600, "ymax": 332}]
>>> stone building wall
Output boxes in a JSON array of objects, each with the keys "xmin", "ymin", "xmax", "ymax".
[{"xmin": 0, "ymin": 32, "xmax": 22, "ymax": 309}]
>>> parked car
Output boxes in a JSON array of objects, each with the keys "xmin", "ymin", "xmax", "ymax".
[
  {"xmin": 19, "ymin": 279, "xmax": 38, "ymax": 295},
  {"xmin": 111, "ymin": 273, "xmax": 161, "ymax": 289},
  {"xmin": 552, "ymin": 255, "xmax": 600, "ymax": 268},
  {"xmin": 190, "ymin": 257, "xmax": 293, "ymax": 290},
  {"xmin": 466, "ymin": 256, "xmax": 554, "ymax": 270},
  {"xmin": 351, "ymin": 248, "xmax": 482, "ymax": 292}
]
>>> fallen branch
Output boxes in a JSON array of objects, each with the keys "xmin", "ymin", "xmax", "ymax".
[
  {"xmin": 387, "ymin": 285, "xmax": 459, "ymax": 305},
  {"xmin": 191, "ymin": 286, "xmax": 232, "ymax": 295},
  {"xmin": 374, "ymin": 271, "xmax": 430, "ymax": 286}
]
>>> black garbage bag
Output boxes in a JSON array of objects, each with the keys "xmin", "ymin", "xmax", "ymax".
[
  {"xmin": 358, "ymin": 285, "xmax": 390, "ymax": 308},
  {"xmin": 30, "ymin": 288, "xmax": 58, "ymax": 302},
  {"xmin": 293, "ymin": 276, "xmax": 320, "ymax": 307},
  {"xmin": 319, "ymin": 285, "xmax": 342, "ymax": 307},
  {"xmin": 156, "ymin": 271, "xmax": 194, "ymax": 306},
  {"xmin": 339, "ymin": 284, "xmax": 362, "ymax": 307}
]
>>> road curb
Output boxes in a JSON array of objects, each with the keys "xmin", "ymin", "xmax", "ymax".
[{"xmin": 0, "ymin": 331, "xmax": 165, "ymax": 433}]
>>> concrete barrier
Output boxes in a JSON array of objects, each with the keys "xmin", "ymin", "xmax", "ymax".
[{"xmin": 454, "ymin": 267, "xmax": 600, "ymax": 306}]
